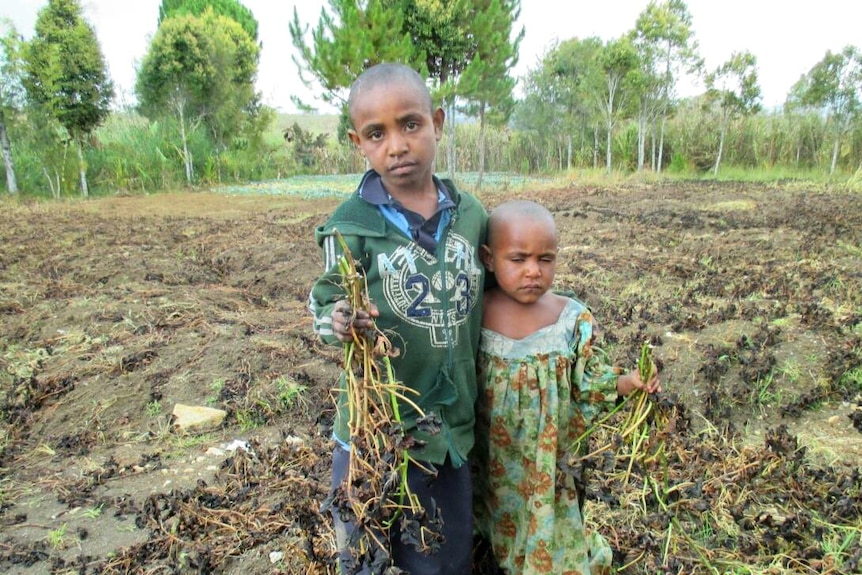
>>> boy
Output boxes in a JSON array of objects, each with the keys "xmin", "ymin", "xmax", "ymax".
[{"xmin": 308, "ymin": 63, "xmax": 487, "ymax": 574}]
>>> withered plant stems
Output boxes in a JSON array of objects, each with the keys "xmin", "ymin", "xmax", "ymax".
[{"xmin": 332, "ymin": 230, "xmax": 434, "ymax": 560}]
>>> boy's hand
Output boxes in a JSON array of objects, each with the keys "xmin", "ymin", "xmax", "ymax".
[{"xmin": 331, "ymin": 300, "xmax": 379, "ymax": 342}]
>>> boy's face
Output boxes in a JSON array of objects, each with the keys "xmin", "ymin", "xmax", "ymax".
[
  {"xmin": 481, "ymin": 217, "xmax": 558, "ymax": 306},
  {"xmin": 348, "ymin": 81, "xmax": 444, "ymax": 195}
]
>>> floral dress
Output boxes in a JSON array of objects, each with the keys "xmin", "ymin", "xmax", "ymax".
[{"xmin": 474, "ymin": 298, "xmax": 619, "ymax": 575}]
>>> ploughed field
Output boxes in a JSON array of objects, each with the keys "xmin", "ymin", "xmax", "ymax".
[{"xmin": 0, "ymin": 181, "xmax": 860, "ymax": 574}]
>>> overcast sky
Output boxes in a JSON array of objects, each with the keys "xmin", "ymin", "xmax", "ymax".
[{"xmin": 4, "ymin": 0, "xmax": 861, "ymax": 113}]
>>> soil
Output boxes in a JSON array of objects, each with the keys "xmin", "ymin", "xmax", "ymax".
[{"xmin": 0, "ymin": 181, "xmax": 860, "ymax": 575}]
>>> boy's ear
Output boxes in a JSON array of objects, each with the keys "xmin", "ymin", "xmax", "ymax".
[
  {"xmin": 479, "ymin": 244, "xmax": 494, "ymax": 271},
  {"xmin": 348, "ymin": 130, "xmax": 362, "ymax": 152},
  {"xmin": 433, "ymin": 107, "xmax": 445, "ymax": 140}
]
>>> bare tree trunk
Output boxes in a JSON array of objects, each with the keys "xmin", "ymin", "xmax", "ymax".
[
  {"xmin": 76, "ymin": 138, "xmax": 89, "ymax": 198},
  {"xmin": 714, "ymin": 126, "xmax": 726, "ymax": 176},
  {"xmin": 605, "ymin": 120, "xmax": 613, "ymax": 175},
  {"xmin": 637, "ymin": 112, "xmax": 646, "ymax": 172},
  {"xmin": 0, "ymin": 115, "xmax": 18, "ymax": 194},
  {"xmin": 830, "ymin": 135, "xmax": 840, "ymax": 175},
  {"xmin": 43, "ymin": 167, "xmax": 60, "ymax": 199},
  {"xmin": 651, "ymin": 130, "xmax": 657, "ymax": 170},
  {"xmin": 657, "ymin": 116, "xmax": 667, "ymax": 174},
  {"xmin": 447, "ymin": 98, "xmax": 456, "ymax": 180},
  {"xmin": 476, "ymin": 103, "xmax": 486, "ymax": 191},
  {"xmin": 593, "ymin": 127, "xmax": 599, "ymax": 170},
  {"xmin": 179, "ymin": 104, "xmax": 193, "ymax": 184}
]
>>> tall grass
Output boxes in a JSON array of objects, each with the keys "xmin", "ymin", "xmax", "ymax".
[{"xmin": 4, "ymin": 105, "xmax": 862, "ymax": 198}]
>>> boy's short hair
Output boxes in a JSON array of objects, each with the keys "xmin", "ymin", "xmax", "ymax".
[{"xmin": 348, "ymin": 63, "xmax": 433, "ymax": 123}]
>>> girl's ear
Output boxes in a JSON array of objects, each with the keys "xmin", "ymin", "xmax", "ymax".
[{"xmin": 480, "ymin": 245, "xmax": 494, "ymax": 271}]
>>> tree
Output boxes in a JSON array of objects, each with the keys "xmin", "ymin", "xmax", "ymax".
[
  {"xmin": 0, "ymin": 21, "xmax": 25, "ymax": 194},
  {"xmin": 631, "ymin": 0, "xmax": 701, "ymax": 172},
  {"xmin": 288, "ymin": 0, "xmax": 419, "ymax": 112},
  {"xmin": 514, "ymin": 37, "xmax": 603, "ymax": 171},
  {"xmin": 158, "ymin": 0, "xmax": 259, "ymax": 42},
  {"xmin": 136, "ymin": 8, "xmax": 260, "ymax": 183},
  {"xmin": 23, "ymin": 0, "xmax": 113, "ymax": 197},
  {"xmin": 705, "ymin": 51, "xmax": 761, "ymax": 175},
  {"xmin": 791, "ymin": 46, "xmax": 862, "ymax": 174},
  {"xmin": 400, "ymin": 0, "xmax": 476, "ymax": 177},
  {"xmin": 598, "ymin": 36, "xmax": 638, "ymax": 174},
  {"xmin": 290, "ymin": 0, "xmax": 497, "ymax": 178},
  {"xmin": 458, "ymin": 0, "xmax": 523, "ymax": 189}
]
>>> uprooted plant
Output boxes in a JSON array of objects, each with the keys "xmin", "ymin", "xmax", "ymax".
[{"xmin": 324, "ymin": 230, "xmax": 443, "ymax": 574}]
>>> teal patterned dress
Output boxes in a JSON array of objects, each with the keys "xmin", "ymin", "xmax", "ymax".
[{"xmin": 474, "ymin": 298, "xmax": 619, "ymax": 575}]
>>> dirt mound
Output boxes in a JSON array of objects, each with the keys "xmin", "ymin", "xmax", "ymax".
[{"xmin": 0, "ymin": 183, "xmax": 860, "ymax": 574}]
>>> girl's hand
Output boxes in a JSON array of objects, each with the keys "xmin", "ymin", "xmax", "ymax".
[{"xmin": 618, "ymin": 369, "xmax": 662, "ymax": 396}]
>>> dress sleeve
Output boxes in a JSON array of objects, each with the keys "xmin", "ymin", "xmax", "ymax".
[
  {"xmin": 307, "ymin": 229, "xmax": 364, "ymax": 347},
  {"xmin": 570, "ymin": 309, "xmax": 620, "ymax": 425}
]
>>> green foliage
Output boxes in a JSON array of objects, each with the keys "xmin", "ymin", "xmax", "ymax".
[
  {"xmin": 137, "ymin": 8, "xmax": 259, "ymax": 142},
  {"xmin": 289, "ymin": 0, "xmax": 419, "ymax": 110},
  {"xmin": 136, "ymin": 8, "xmax": 261, "ymax": 182},
  {"xmin": 668, "ymin": 152, "xmax": 688, "ymax": 173},
  {"xmin": 705, "ymin": 50, "xmax": 762, "ymax": 174},
  {"xmin": 284, "ymin": 121, "xmax": 329, "ymax": 170},
  {"xmin": 457, "ymin": 0, "xmax": 523, "ymax": 187},
  {"xmin": 400, "ymin": 0, "xmax": 472, "ymax": 88},
  {"xmin": 513, "ymin": 36, "xmax": 604, "ymax": 171},
  {"xmin": 22, "ymin": 0, "xmax": 113, "ymax": 196},
  {"xmin": 0, "ymin": 22, "xmax": 26, "ymax": 112},
  {"xmin": 706, "ymin": 51, "xmax": 762, "ymax": 119},
  {"xmin": 629, "ymin": 0, "xmax": 702, "ymax": 172},
  {"xmin": 158, "ymin": 0, "xmax": 259, "ymax": 42},
  {"xmin": 23, "ymin": 0, "xmax": 113, "ymax": 140},
  {"xmin": 1, "ymin": 20, "xmax": 26, "ymax": 193},
  {"xmin": 790, "ymin": 45, "xmax": 862, "ymax": 174}
]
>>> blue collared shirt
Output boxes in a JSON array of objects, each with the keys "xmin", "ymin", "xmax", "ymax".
[{"xmin": 356, "ymin": 170, "xmax": 455, "ymax": 253}]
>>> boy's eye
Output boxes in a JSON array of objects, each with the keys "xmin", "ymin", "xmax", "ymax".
[
  {"xmin": 405, "ymin": 121, "xmax": 419, "ymax": 131},
  {"xmin": 369, "ymin": 130, "xmax": 383, "ymax": 140}
]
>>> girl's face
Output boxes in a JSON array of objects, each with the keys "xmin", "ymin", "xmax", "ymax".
[
  {"xmin": 481, "ymin": 217, "xmax": 558, "ymax": 306},
  {"xmin": 348, "ymin": 81, "xmax": 444, "ymax": 196}
]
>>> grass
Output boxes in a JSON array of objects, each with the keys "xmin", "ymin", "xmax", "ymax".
[
  {"xmin": 82, "ymin": 504, "xmax": 103, "ymax": 519},
  {"xmin": 275, "ymin": 376, "xmax": 308, "ymax": 410},
  {"xmin": 47, "ymin": 523, "xmax": 68, "ymax": 550},
  {"xmin": 776, "ymin": 359, "xmax": 802, "ymax": 383},
  {"xmin": 207, "ymin": 378, "xmax": 226, "ymax": 406},
  {"xmin": 145, "ymin": 400, "xmax": 162, "ymax": 417},
  {"xmin": 753, "ymin": 373, "xmax": 780, "ymax": 411}
]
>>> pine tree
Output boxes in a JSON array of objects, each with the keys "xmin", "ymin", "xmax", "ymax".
[{"xmin": 459, "ymin": 0, "xmax": 523, "ymax": 189}]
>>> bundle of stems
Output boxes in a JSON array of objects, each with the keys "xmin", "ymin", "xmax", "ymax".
[
  {"xmin": 331, "ymin": 230, "xmax": 440, "ymax": 566},
  {"xmin": 619, "ymin": 340, "xmax": 663, "ymax": 482},
  {"xmin": 572, "ymin": 341, "xmax": 668, "ymax": 483}
]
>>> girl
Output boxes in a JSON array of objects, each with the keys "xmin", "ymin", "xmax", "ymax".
[{"xmin": 474, "ymin": 200, "xmax": 660, "ymax": 575}]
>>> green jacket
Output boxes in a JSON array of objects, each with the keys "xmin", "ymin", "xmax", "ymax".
[{"xmin": 308, "ymin": 177, "xmax": 487, "ymax": 466}]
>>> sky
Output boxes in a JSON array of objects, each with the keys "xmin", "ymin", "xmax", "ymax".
[{"xmin": 4, "ymin": 0, "xmax": 861, "ymax": 113}]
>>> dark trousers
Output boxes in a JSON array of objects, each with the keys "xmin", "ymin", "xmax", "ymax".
[{"xmin": 330, "ymin": 447, "xmax": 473, "ymax": 575}]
